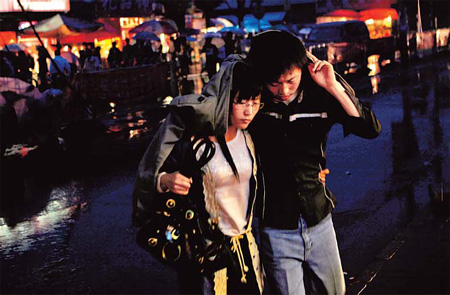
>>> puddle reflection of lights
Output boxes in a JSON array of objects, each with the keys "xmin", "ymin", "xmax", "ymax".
[
  {"xmin": 129, "ymin": 129, "xmax": 140, "ymax": 140},
  {"xmin": 370, "ymin": 76, "xmax": 381, "ymax": 94},
  {"xmin": 108, "ymin": 125, "xmax": 122, "ymax": 132},
  {"xmin": 0, "ymin": 187, "xmax": 84, "ymax": 252},
  {"xmin": 163, "ymin": 96, "xmax": 173, "ymax": 105},
  {"xmin": 367, "ymin": 54, "xmax": 380, "ymax": 76},
  {"xmin": 368, "ymin": 63, "xmax": 377, "ymax": 75},
  {"xmin": 380, "ymin": 59, "xmax": 391, "ymax": 67},
  {"xmin": 367, "ymin": 55, "xmax": 381, "ymax": 95},
  {"xmin": 109, "ymin": 102, "xmax": 116, "ymax": 113}
]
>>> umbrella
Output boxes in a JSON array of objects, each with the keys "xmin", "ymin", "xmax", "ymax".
[
  {"xmin": 60, "ymin": 51, "xmax": 79, "ymax": 65},
  {"xmin": 202, "ymin": 32, "xmax": 225, "ymax": 48},
  {"xmin": 272, "ymin": 24, "xmax": 296, "ymax": 34},
  {"xmin": 19, "ymin": 14, "xmax": 104, "ymax": 39},
  {"xmin": 129, "ymin": 19, "xmax": 178, "ymax": 35},
  {"xmin": 211, "ymin": 18, "xmax": 234, "ymax": 28},
  {"xmin": 133, "ymin": 31, "xmax": 161, "ymax": 42},
  {"xmin": 218, "ymin": 26, "xmax": 246, "ymax": 36},
  {"xmin": 242, "ymin": 15, "xmax": 272, "ymax": 33},
  {"xmin": 1, "ymin": 43, "xmax": 28, "ymax": 52}
]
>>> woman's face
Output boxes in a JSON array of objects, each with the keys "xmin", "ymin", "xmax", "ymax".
[{"xmin": 230, "ymin": 94, "xmax": 262, "ymax": 130}]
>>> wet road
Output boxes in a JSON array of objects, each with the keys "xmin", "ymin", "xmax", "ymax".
[{"xmin": 1, "ymin": 54, "xmax": 449, "ymax": 294}]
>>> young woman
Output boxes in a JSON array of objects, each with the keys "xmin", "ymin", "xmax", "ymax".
[{"xmin": 133, "ymin": 56, "xmax": 265, "ymax": 294}]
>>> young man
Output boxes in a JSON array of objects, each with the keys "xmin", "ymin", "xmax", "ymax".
[{"xmin": 247, "ymin": 30, "xmax": 381, "ymax": 295}]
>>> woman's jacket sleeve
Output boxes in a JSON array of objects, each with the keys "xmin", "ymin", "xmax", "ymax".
[{"xmin": 132, "ymin": 112, "xmax": 186, "ymax": 226}]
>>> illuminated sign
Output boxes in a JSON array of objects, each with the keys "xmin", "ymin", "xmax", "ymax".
[
  {"xmin": 0, "ymin": 0, "xmax": 70, "ymax": 12},
  {"xmin": 120, "ymin": 17, "xmax": 144, "ymax": 29}
]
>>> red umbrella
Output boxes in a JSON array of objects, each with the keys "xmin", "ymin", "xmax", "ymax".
[{"xmin": 129, "ymin": 19, "xmax": 178, "ymax": 35}]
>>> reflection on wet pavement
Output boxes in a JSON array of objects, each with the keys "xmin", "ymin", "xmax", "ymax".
[
  {"xmin": 0, "ymin": 182, "xmax": 87, "ymax": 257},
  {"xmin": 328, "ymin": 54, "xmax": 449, "ymax": 294}
]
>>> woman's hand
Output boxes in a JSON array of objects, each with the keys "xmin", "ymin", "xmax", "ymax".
[
  {"xmin": 318, "ymin": 168, "xmax": 330, "ymax": 185},
  {"xmin": 160, "ymin": 172, "xmax": 192, "ymax": 195}
]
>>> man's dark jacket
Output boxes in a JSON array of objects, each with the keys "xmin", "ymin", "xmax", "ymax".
[{"xmin": 249, "ymin": 69, "xmax": 381, "ymax": 229}]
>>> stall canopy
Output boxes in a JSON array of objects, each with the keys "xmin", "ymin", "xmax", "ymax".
[
  {"xmin": 0, "ymin": 31, "xmax": 17, "ymax": 46},
  {"xmin": 19, "ymin": 14, "xmax": 104, "ymax": 39},
  {"xmin": 359, "ymin": 8, "xmax": 398, "ymax": 21},
  {"xmin": 317, "ymin": 9, "xmax": 361, "ymax": 24},
  {"xmin": 59, "ymin": 18, "xmax": 120, "ymax": 44}
]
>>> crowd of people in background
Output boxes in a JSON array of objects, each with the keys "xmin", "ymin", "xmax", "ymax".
[
  {"xmin": 0, "ymin": 31, "xmax": 251, "ymax": 97},
  {"xmin": 0, "ymin": 49, "xmax": 35, "ymax": 84}
]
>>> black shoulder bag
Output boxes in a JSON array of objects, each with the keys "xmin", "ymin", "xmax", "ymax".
[{"xmin": 136, "ymin": 137, "xmax": 237, "ymax": 274}]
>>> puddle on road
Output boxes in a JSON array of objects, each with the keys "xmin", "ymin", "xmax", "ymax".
[
  {"xmin": 0, "ymin": 181, "xmax": 87, "ymax": 258},
  {"xmin": 91, "ymin": 102, "xmax": 170, "ymax": 156},
  {"xmin": 389, "ymin": 60, "xmax": 449, "ymax": 221}
]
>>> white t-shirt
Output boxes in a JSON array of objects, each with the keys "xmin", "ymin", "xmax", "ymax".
[{"xmin": 208, "ymin": 129, "xmax": 252, "ymax": 236}]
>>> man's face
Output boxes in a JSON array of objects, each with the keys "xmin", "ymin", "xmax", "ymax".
[{"xmin": 267, "ymin": 67, "xmax": 302, "ymax": 102}]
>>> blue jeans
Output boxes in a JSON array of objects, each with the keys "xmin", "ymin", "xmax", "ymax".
[{"xmin": 260, "ymin": 214, "xmax": 345, "ymax": 295}]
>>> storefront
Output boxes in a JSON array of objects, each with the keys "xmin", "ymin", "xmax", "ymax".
[{"xmin": 359, "ymin": 8, "xmax": 399, "ymax": 39}]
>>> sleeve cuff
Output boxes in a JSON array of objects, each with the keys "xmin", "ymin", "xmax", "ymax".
[{"xmin": 156, "ymin": 172, "xmax": 170, "ymax": 193}]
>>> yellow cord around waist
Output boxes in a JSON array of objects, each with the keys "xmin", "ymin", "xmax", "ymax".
[{"xmin": 230, "ymin": 228, "xmax": 251, "ymax": 283}]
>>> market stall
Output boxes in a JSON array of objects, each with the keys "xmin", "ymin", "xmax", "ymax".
[
  {"xmin": 316, "ymin": 9, "xmax": 360, "ymax": 24},
  {"xmin": 359, "ymin": 8, "xmax": 399, "ymax": 39}
]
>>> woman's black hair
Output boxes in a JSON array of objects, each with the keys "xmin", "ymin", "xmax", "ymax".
[
  {"xmin": 230, "ymin": 62, "xmax": 262, "ymax": 103},
  {"xmin": 216, "ymin": 62, "xmax": 262, "ymax": 181}
]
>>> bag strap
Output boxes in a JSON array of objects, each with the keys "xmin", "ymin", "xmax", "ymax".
[{"xmin": 179, "ymin": 136, "xmax": 215, "ymax": 178}]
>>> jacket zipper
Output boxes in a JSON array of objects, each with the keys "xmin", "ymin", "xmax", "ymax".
[
  {"xmin": 320, "ymin": 143, "xmax": 335, "ymax": 209},
  {"xmin": 243, "ymin": 132, "xmax": 262, "ymax": 221}
]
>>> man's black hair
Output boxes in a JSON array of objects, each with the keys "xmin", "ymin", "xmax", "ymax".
[{"xmin": 247, "ymin": 30, "xmax": 309, "ymax": 84}]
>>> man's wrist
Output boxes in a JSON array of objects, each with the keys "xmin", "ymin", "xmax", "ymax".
[{"xmin": 327, "ymin": 82, "xmax": 346, "ymax": 97}]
